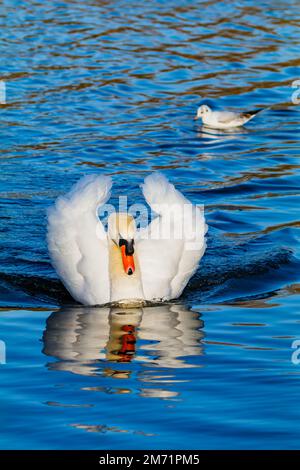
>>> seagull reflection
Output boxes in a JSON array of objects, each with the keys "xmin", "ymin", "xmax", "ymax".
[
  {"xmin": 197, "ymin": 125, "xmax": 250, "ymax": 141},
  {"xmin": 42, "ymin": 304, "xmax": 204, "ymax": 396}
]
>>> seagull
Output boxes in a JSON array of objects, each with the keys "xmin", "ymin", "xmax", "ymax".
[
  {"xmin": 194, "ymin": 104, "xmax": 264, "ymax": 129},
  {"xmin": 47, "ymin": 173, "xmax": 207, "ymax": 306}
]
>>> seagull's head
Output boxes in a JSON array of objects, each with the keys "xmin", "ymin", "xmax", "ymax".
[
  {"xmin": 194, "ymin": 104, "xmax": 211, "ymax": 120},
  {"xmin": 108, "ymin": 212, "xmax": 136, "ymax": 275}
]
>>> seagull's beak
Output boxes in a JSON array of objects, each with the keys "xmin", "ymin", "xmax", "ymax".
[
  {"xmin": 194, "ymin": 115, "xmax": 199, "ymax": 121},
  {"xmin": 120, "ymin": 243, "xmax": 135, "ymax": 275}
]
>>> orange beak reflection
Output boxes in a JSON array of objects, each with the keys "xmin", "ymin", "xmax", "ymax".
[{"xmin": 121, "ymin": 244, "xmax": 135, "ymax": 275}]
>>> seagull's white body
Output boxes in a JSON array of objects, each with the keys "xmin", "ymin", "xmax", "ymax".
[
  {"xmin": 47, "ymin": 173, "xmax": 206, "ymax": 306},
  {"xmin": 195, "ymin": 104, "xmax": 263, "ymax": 129}
]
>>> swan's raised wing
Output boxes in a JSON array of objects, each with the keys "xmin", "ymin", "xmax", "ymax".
[
  {"xmin": 136, "ymin": 173, "xmax": 206, "ymax": 301},
  {"xmin": 47, "ymin": 175, "xmax": 112, "ymax": 306}
]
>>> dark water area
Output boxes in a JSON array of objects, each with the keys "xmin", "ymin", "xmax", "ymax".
[{"xmin": 0, "ymin": 0, "xmax": 300, "ymax": 449}]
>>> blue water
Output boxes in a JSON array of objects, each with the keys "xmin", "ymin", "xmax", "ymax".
[{"xmin": 1, "ymin": 0, "xmax": 300, "ymax": 449}]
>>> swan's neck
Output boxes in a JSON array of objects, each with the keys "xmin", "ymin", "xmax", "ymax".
[{"xmin": 108, "ymin": 241, "xmax": 145, "ymax": 304}]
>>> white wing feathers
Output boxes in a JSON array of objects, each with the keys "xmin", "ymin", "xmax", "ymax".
[
  {"xmin": 137, "ymin": 173, "xmax": 206, "ymax": 301},
  {"xmin": 47, "ymin": 173, "xmax": 206, "ymax": 306},
  {"xmin": 47, "ymin": 175, "xmax": 112, "ymax": 306}
]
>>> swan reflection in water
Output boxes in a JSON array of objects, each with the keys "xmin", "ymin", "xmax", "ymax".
[{"xmin": 42, "ymin": 304, "xmax": 204, "ymax": 398}]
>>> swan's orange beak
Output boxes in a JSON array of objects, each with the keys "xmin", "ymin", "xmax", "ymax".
[{"xmin": 121, "ymin": 244, "xmax": 135, "ymax": 275}]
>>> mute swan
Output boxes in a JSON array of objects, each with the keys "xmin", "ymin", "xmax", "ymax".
[
  {"xmin": 47, "ymin": 173, "xmax": 206, "ymax": 306},
  {"xmin": 194, "ymin": 104, "xmax": 264, "ymax": 129}
]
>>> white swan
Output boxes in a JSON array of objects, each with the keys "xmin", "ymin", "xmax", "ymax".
[{"xmin": 47, "ymin": 173, "xmax": 206, "ymax": 306}]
